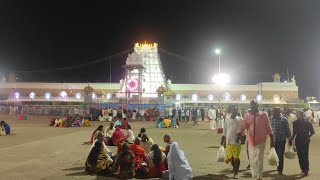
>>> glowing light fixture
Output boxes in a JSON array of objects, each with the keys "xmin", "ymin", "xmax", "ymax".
[
  {"xmin": 224, "ymin": 92, "xmax": 231, "ymax": 101},
  {"xmin": 215, "ymin": 48, "xmax": 221, "ymax": 55},
  {"xmin": 273, "ymin": 94, "xmax": 280, "ymax": 102},
  {"xmin": 14, "ymin": 92, "xmax": 20, "ymax": 99},
  {"xmin": 29, "ymin": 92, "xmax": 36, "ymax": 99},
  {"xmin": 176, "ymin": 94, "xmax": 181, "ymax": 101},
  {"xmin": 75, "ymin": 92, "xmax": 81, "ymax": 99},
  {"xmin": 256, "ymin": 94, "xmax": 263, "ymax": 102},
  {"xmin": 208, "ymin": 94, "xmax": 214, "ymax": 101},
  {"xmin": 60, "ymin": 91, "xmax": 67, "ymax": 98},
  {"xmin": 45, "ymin": 92, "xmax": 51, "ymax": 100},
  {"xmin": 192, "ymin": 94, "xmax": 198, "ymax": 102},
  {"xmin": 240, "ymin": 94, "xmax": 246, "ymax": 101},
  {"xmin": 106, "ymin": 93, "xmax": 112, "ymax": 100},
  {"xmin": 92, "ymin": 93, "xmax": 96, "ymax": 99},
  {"xmin": 212, "ymin": 73, "xmax": 230, "ymax": 85}
]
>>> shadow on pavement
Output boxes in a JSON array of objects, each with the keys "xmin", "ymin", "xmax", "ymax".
[
  {"xmin": 62, "ymin": 166, "xmax": 84, "ymax": 171},
  {"xmin": 263, "ymin": 170, "xmax": 305, "ymax": 180},
  {"xmin": 192, "ymin": 174, "xmax": 230, "ymax": 180},
  {"xmin": 63, "ymin": 166, "xmax": 87, "ymax": 177},
  {"xmin": 65, "ymin": 171, "xmax": 87, "ymax": 176},
  {"xmin": 205, "ymin": 146, "xmax": 220, "ymax": 149},
  {"xmin": 219, "ymin": 168, "xmax": 249, "ymax": 174}
]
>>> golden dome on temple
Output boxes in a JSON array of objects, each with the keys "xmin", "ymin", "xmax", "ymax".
[{"xmin": 83, "ymin": 85, "xmax": 94, "ymax": 93}]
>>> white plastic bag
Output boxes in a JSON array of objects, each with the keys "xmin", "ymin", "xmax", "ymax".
[
  {"xmin": 210, "ymin": 120, "xmax": 216, "ymax": 130},
  {"xmin": 268, "ymin": 147, "xmax": 279, "ymax": 166},
  {"xmin": 285, "ymin": 146, "xmax": 295, "ymax": 159},
  {"xmin": 0, "ymin": 126, "xmax": 6, "ymax": 136},
  {"xmin": 216, "ymin": 146, "xmax": 226, "ymax": 162}
]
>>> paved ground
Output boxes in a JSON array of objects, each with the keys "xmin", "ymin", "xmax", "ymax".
[{"xmin": 0, "ymin": 115, "xmax": 319, "ymax": 180}]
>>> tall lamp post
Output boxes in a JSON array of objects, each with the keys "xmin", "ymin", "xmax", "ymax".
[
  {"xmin": 215, "ymin": 49, "xmax": 221, "ymax": 107},
  {"xmin": 215, "ymin": 48, "xmax": 221, "ymax": 75}
]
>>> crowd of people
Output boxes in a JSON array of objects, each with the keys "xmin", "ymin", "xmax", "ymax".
[
  {"xmin": 49, "ymin": 115, "xmax": 91, "ymax": 127},
  {"xmin": 219, "ymin": 100, "xmax": 315, "ymax": 179},
  {"xmin": 85, "ymin": 121, "xmax": 192, "ymax": 179},
  {"xmin": 99, "ymin": 106, "xmax": 161, "ymax": 122},
  {"xmin": 45, "ymin": 102, "xmax": 318, "ymax": 179}
]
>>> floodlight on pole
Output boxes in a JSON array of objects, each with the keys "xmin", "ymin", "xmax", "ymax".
[
  {"xmin": 212, "ymin": 73, "xmax": 231, "ymax": 86},
  {"xmin": 215, "ymin": 48, "xmax": 221, "ymax": 55}
]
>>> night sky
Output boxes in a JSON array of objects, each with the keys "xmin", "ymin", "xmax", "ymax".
[{"xmin": 0, "ymin": 1, "xmax": 319, "ymax": 98}]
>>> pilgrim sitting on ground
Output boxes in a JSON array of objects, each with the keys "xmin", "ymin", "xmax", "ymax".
[
  {"xmin": 147, "ymin": 144, "xmax": 166, "ymax": 178},
  {"xmin": 85, "ymin": 132, "xmax": 114, "ymax": 175},
  {"xmin": 113, "ymin": 142, "xmax": 136, "ymax": 179},
  {"xmin": 0, "ymin": 120, "xmax": 10, "ymax": 135}
]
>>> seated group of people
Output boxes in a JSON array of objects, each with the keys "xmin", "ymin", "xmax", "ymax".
[
  {"xmin": 85, "ymin": 125, "xmax": 192, "ymax": 179},
  {"xmin": 0, "ymin": 120, "xmax": 10, "ymax": 136},
  {"xmin": 49, "ymin": 116, "xmax": 90, "ymax": 127},
  {"xmin": 157, "ymin": 117, "xmax": 179, "ymax": 128}
]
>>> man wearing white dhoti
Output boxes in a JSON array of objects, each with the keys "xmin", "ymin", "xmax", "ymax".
[
  {"xmin": 238, "ymin": 100, "xmax": 274, "ymax": 180},
  {"xmin": 208, "ymin": 106, "xmax": 217, "ymax": 130}
]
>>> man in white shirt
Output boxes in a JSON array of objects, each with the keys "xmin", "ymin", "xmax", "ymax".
[
  {"xmin": 181, "ymin": 108, "xmax": 185, "ymax": 121},
  {"xmin": 104, "ymin": 122, "xmax": 115, "ymax": 139},
  {"xmin": 316, "ymin": 111, "xmax": 320, "ymax": 126},
  {"xmin": 168, "ymin": 106, "xmax": 173, "ymax": 118},
  {"xmin": 284, "ymin": 107, "xmax": 297, "ymax": 137},
  {"xmin": 74, "ymin": 107, "xmax": 79, "ymax": 116},
  {"xmin": 185, "ymin": 109, "xmax": 190, "ymax": 122},
  {"xmin": 220, "ymin": 105, "xmax": 244, "ymax": 178},
  {"xmin": 163, "ymin": 134, "xmax": 192, "ymax": 180},
  {"xmin": 139, "ymin": 108, "xmax": 145, "ymax": 120},
  {"xmin": 208, "ymin": 106, "xmax": 217, "ymax": 131}
]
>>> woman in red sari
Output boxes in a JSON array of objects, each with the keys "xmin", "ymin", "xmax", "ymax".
[
  {"xmin": 147, "ymin": 144, "xmax": 166, "ymax": 178},
  {"xmin": 146, "ymin": 108, "xmax": 152, "ymax": 121}
]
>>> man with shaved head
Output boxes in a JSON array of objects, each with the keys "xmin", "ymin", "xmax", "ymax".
[
  {"xmin": 270, "ymin": 107, "xmax": 291, "ymax": 175},
  {"xmin": 238, "ymin": 100, "xmax": 274, "ymax": 180},
  {"xmin": 163, "ymin": 134, "xmax": 192, "ymax": 179},
  {"xmin": 129, "ymin": 137, "xmax": 147, "ymax": 173}
]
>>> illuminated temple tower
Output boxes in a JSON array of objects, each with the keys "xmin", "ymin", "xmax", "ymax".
[{"xmin": 118, "ymin": 42, "xmax": 166, "ymax": 103}]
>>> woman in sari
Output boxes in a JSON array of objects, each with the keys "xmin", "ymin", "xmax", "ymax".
[
  {"xmin": 113, "ymin": 142, "xmax": 136, "ymax": 179},
  {"xmin": 89, "ymin": 125, "xmax": 104, "ymax": 144},
  {"xmin": 147, "ymin": 144, "xmax": 166, "ymax": 178},
  {"xmin": 112, "ymin": 127, "xmax": 124, "ymax": 146},
  {"xmin": 85, "ymin": 132, "xmax": 114, "ymax": 175}
]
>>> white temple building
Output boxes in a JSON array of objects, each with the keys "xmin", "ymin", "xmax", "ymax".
[{"xmin": 0, "ymin": 42, "xmax": 307, "ymax": 109}]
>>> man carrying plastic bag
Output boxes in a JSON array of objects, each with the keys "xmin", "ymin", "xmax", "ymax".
[
  {"xmin": 268, "ymin": 147, "xmax": 279, "ymax": 166},
  {"xmin": 289, "ymin": 110, "xmax": 315, "ymax": 176},
  {"xmin": 216, "ymin": 146, "xmax": 226, "ymax": 162},
  {"xmin": 285, "ymin": 146, "xmax": 295, "ymax": 159},
  {"xmin": 270, "ymin": 107, "xmax": 291, "ymax": 175},
  {"xmin": 220, "ymin": 105, "xmax": 244, "ymax": 178},
  {"xmin": 238, "ymin": 100, "xmax": 274, "ymax": 180}
]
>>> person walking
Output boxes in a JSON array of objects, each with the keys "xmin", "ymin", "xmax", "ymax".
[
  {"xmin": 238, "ymin": 100, "xmax": 274, "ymax": 180},
  {"xmin": 208, "ymin": 106, "xmax": 217, "ymax": 131},
  {"xmin": 220, "ymin": 105, "xmax": 244, "ymax": 178},
  {"xmin": 270, "ymin": 107, "xmax": 291, "ymax": 175},
  {"xmin": 289, "ymin": 110, "xmax": 315, "ymax": 176}
]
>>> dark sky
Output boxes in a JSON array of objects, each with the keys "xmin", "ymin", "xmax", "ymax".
[{"xmin": 0, "ymin": 1, "xmax": 319, "ymax": 98}]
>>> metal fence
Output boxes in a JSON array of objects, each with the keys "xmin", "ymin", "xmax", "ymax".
[{"xmin": 0, "ymin": 105, "xmax": 85, "ymax": 116}]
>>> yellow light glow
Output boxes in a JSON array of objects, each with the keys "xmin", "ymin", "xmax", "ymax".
[{"xmin": 135, "ymin": 42, "xmax": 158, "ymax": 48}]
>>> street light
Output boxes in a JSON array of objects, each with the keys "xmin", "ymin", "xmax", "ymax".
[
  {"xmin": 212, "ymin": 73, "xmax": 230, "ymax": 107},
  {"xmin": 215, "ymin": 48, "xmax": 221, "ymax": 74}
]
